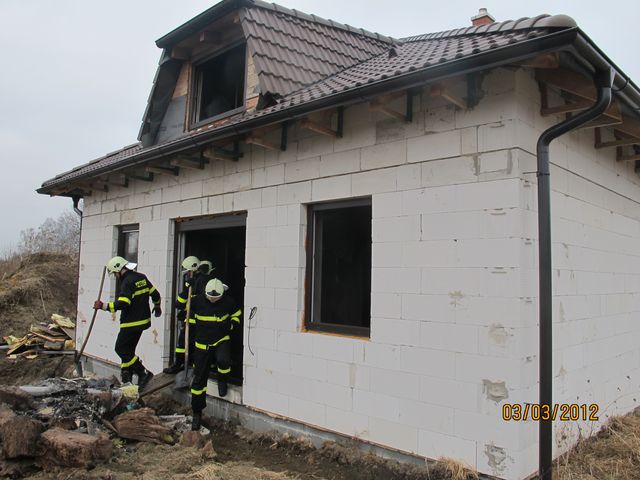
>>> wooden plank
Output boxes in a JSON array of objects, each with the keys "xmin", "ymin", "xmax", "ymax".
[
  {"xmin": 145, "ymin": 165, "xmax": 179, "ymax": 176},
  {"xmin": 246, "ymin": 133, "xmax": 280, "ymax": 151},
  {"xmin": 202, "ymin": 146, "xmax": 241, "ymax": 162},
  {"xmin": 541, "ymin": 99, "xmax": 592, "ymax": 116},
  {"xmin": 129, "ymin": 172, "xmax": 154, "ymax": 182},
  {"xmin": 518, "ymin": 52, "xmax": 560, "ymax": 69},
  {"xmin": 615, "ymin": 115, "xmax": 640, "ymax": 140},
  {"xmin": 199, "ymin": 31, "xmax": 219, "ymax": 43},
  {"xmin": 617, "ymin": 152, "xmax": 640, "ymax": 162},
  {"xmin": 578, "ymin": 101, "xmax": 622, "ymax": 129},
  {"xmin": 300, "ymin": 119, "xmax": 338, "ymax": 138},
  {"xmin": 369, "ymin": 101, "xmax": 407, "ymax": 121},
  {"xmin": 172, "ymin": 63, "xmax": 190, "ymax": 99},
  {"xmin": 430, "ymin": 84, "xmax": 466, "ymax": 109},
  {"xmin": 104, "ymin": 174, "xmax": 128, "ymax": 188},
  {"xmin": 170, "ymin": 47, "xmax": 190, "ymax": 61},
  {"xmin": 169, "ymin": 156, "xmax": 205, "ymax": 170},
  {"xmin": 535, "ymin": 68, "xmax": 596, "ymax": 101}
]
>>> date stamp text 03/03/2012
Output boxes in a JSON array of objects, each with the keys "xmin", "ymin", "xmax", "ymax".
[{"xmin": 502, "ymin": 403, "xmax": 599, "ymax": 421}]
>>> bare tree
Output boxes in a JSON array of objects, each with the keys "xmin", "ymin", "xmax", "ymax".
[{"xmin": 19, "ymin": 211, "xmax": 80, "ymax": 257}]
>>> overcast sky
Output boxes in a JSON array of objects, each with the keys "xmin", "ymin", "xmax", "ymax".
[{"xmin": 0, "ymin": 0, "xmax": 636, "ymax": 252}]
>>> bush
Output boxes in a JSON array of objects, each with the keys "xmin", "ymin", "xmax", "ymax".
[{"xmin": 18, "ymin": 211, "xmax": 80, "ymax": 258}]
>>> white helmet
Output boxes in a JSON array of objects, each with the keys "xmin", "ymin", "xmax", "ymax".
[
  {"xmin": 205, "ymin": 278, "xmax": 228, "ymax": 299},
  {"xmin": 198, "ymin": 260, "xmax": 215, "ymax": 275},
  {"xmin": 181, "ymin": 255, "xmax": 200, "ymax": 273},
  {"xmin": 107, "ymin": 256, "xmax": 131, "ymax": 274}
]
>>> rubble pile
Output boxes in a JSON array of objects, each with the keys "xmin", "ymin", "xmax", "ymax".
[
  {"xmin": 2, "ymin": 314, "xmax": 76, "ymax": 358},
  {"xmin": 0, "ymin": 376, "xmax": 196, "ymax": 478}
]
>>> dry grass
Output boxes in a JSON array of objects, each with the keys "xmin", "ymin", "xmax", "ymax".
[
  {"xmin": 0, "ymin": 252, "xmax": 78, "ymax": 337},
  {"xmin": 554, "ymin": 411, "xmax": 640, "ymax": 479},
  {"xmin": 437, "ymin": 457, "xmax": 479, "ymax": 480}
]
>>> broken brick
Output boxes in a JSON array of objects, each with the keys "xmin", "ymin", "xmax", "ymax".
[
  {"xmin": 39, "ymin": 428, "xmax": 112, "ymax": 467},
  {"xmin": 0, "ymin": 416, "xmax": 44, "ymax": 459}
]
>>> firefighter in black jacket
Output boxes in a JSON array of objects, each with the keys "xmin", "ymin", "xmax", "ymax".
[
  {"xmin": 93, "ymin": 256, "xmax": 161, "ymax": 389},
  {"xmin": 163, "ymin": 256, "xmax": 200, "ymax": 374},
  {"xmin": 190, "ymin": 278, "xmax": 241, "ymax": 430}
]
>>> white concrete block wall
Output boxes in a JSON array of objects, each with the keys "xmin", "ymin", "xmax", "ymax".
[
  {"xmin": 511, "ymin": 67, "xmax": 640, "ymax": 479},
  {"xmin": 74, "ymin": 64, "xmax": 640, "ymax": 479}
]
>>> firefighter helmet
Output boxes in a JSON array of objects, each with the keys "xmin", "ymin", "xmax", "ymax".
[
  {"xmin": 106, "ymin": 256, "xmax": 128, "ymax": 274},
  {"xmin": 181, "ymin": 256, "xmax": 200, "ymax": 273},
  {"xmin": 205, "ymin": 278, "xmax": 227, "ymax": 298},
  {"xmin": 198, "ymin": 260, "xmax": 215, "ymax": 275}
]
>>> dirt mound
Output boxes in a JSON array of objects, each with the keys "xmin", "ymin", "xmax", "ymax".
[
  {"xmin": 0, "ymin": 253, "xmax": 78, "ymax": 337},
  {"xmin": 0, "ymin": 355, "xmax": 75, "ymax": 386}
]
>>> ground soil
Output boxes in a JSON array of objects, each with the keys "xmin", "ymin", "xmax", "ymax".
[{"xmin": 0, "ymin": 253, "xmax": 78, "ymax": 338}]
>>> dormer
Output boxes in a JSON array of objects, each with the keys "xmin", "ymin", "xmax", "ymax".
[{"xmin": 138, "ymin": 0, "xmax": 394, "ymax": 147}]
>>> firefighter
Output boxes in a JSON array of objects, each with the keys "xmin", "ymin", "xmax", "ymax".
[
  {"xmin": 93, "ymin": 256, "xmax": 161, "ymax": 390},
  {"xmin": 163, "ymin": 256, "xmax": 200, "ymax": 374},
  {"xmin": 190, "ymin": 278, "xmax": 241, "ymax": 430}
]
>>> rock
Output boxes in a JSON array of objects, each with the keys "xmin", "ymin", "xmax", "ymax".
[
  {"xmin": 0, "ymin": 416, "xmax": 44, "ymax": 458},
  {"xmin": 0, "ymin": 404, "xmax": 16, "ymax": 428},
  {"xmin": 181, "ymin": 431, "xmax": 206, "ymax": 448},
  {"xmin": 39, "ymin": 428, "xmax": 112, "ymax": 467},
  {"xmin": 113, "ymin": 407, "xmax": 173, "ymax": 444},
  {"xmin": 49, "ymin": 416, "xmax": 77, "ymax": 430},
  {"xmin": 201, "ymin": 440, "xmax": 217, "ymax": 459},
  {"xmin": 0, "ymin": 386, "xmax": 33, "ymax": 411},
  {"xmin": 0, "ymin": 458, "xmax": 39, "ymax": 478}
]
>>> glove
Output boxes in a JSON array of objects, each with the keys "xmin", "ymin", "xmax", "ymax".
[
  {"xmin": 93, "ymin": 300, "xmax": 106, "ymax": 311},
  {"xmin": 153, "ymin": 305, "xmax": 162, "ymax": 317}
]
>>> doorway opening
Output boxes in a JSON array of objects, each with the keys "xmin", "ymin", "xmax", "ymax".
[{"xmin": 172, "ymin": 213, "xmax": 246, "ymax": 385}]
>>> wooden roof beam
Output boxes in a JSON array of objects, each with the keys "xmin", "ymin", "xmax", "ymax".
[
  {"xmin": 617, "ymin": 152, "xmax": 640, "ymax": 162},
  {"xmin": 301, "ymin": 118, "xmax": 339, "ymax": 137},
  {"xmin": 594, "ymin": 128, "xmax": 639, "ymax": 149},
  {"xmin": 369, "ymin": 94, "xmax": 410, "ymax": 122},
  {"xmin": 145, "ymin": 165, "xmax": 179, "ymax": 176},
  {"xmin": 202, "ymin": 143, "xmax": 242, "ymax": 162},
  {"xmin": 170, "ymin": 155, "xmax": 207, "ymax": 170},
  {"xmin": 518, "ymin": 52, "xmax": 560, "ymax": 69},
  {"xmin": 246, "ymin": 132, "xmax": 281, "ymax": 151},
  {"xmin": 103, "ymin": 174, "xmax": 128, "ymax": 188},
  {"xmin": 128, "ymin": 172, "xmax": 154, "ymax": 182},
  {"xmin": 577, "ymin": 101, "xmax": 622, "ymax": 129},
  {"xmin": 430, "ymin": 83, "xmax": 466, "ymax": 110},
  {"xmin": 615, "ymin": 115, "xmax": 640, "ymax": 140},
  {"xmin": 536, "ymin": 68, "xmax": 596, "ymax": 101},
  {"xmin": 170, "ymin": 47, "xmax": 190, "ymax": 61}
]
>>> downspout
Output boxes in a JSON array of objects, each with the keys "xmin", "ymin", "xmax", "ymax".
[
  {"xmin": 71, "ymin": 195, "xmax": 84, "ymax": 361},
  {"xmin": 537, "ymin": 67, "xmax": 613, "ymax": 480},
  {"xmin": 72, "ymin": 196, "xmax": 82, "ymax": 216}
]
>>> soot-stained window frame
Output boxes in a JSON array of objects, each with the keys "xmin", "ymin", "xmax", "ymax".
[
  {"xmin": 305, "ymin": 198, "xmax": 372, "ymax": 337},
  {"xmin": 190, "ymin": 42, "xmax": 247, "ymax": 128}
]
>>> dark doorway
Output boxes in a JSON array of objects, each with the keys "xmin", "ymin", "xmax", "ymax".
[{"xmin": 173, "ymin": 214, "xmax": 246, "ymax": 385}]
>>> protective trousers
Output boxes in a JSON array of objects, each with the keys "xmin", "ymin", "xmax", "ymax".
[
  {"xmin": 190, "ymin": 338, "xmax": 231, "ymax": 412},
  {"xmin": 115, "ymin": 328, "xmax": 145, "ymax": 381}
]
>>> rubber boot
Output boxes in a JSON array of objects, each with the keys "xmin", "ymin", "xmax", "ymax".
[
  {"xmin": 162, "ymin": 362, "xmax": 184, "ymax": 374},
  {"xmin": 217, "ymin": 380, "xmax": 228, "ymax": 397},
  {"xmin": 121, "ymin": 370, "xmax": 133, "ymax": 384},
  {"xmin": 191, "ymin": 411, "xmax": 202, "ymax": 431},
  {"xmin": 135, "ymin": 364, "xmax": 154, "ymax": 391}
]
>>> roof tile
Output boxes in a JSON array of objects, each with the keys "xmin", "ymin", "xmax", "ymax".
[{"xmin": 41, "ymin": 13, "xmax": 577, "ymax": 191}]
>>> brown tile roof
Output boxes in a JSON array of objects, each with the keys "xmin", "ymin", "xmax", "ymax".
[
  {"xmin": 240, "ymin": 5, "xmax": 393, "ymax": 97},
  {"xmin": 40, "ymin": 13, "xmax": 579, "ymax": 192}
]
